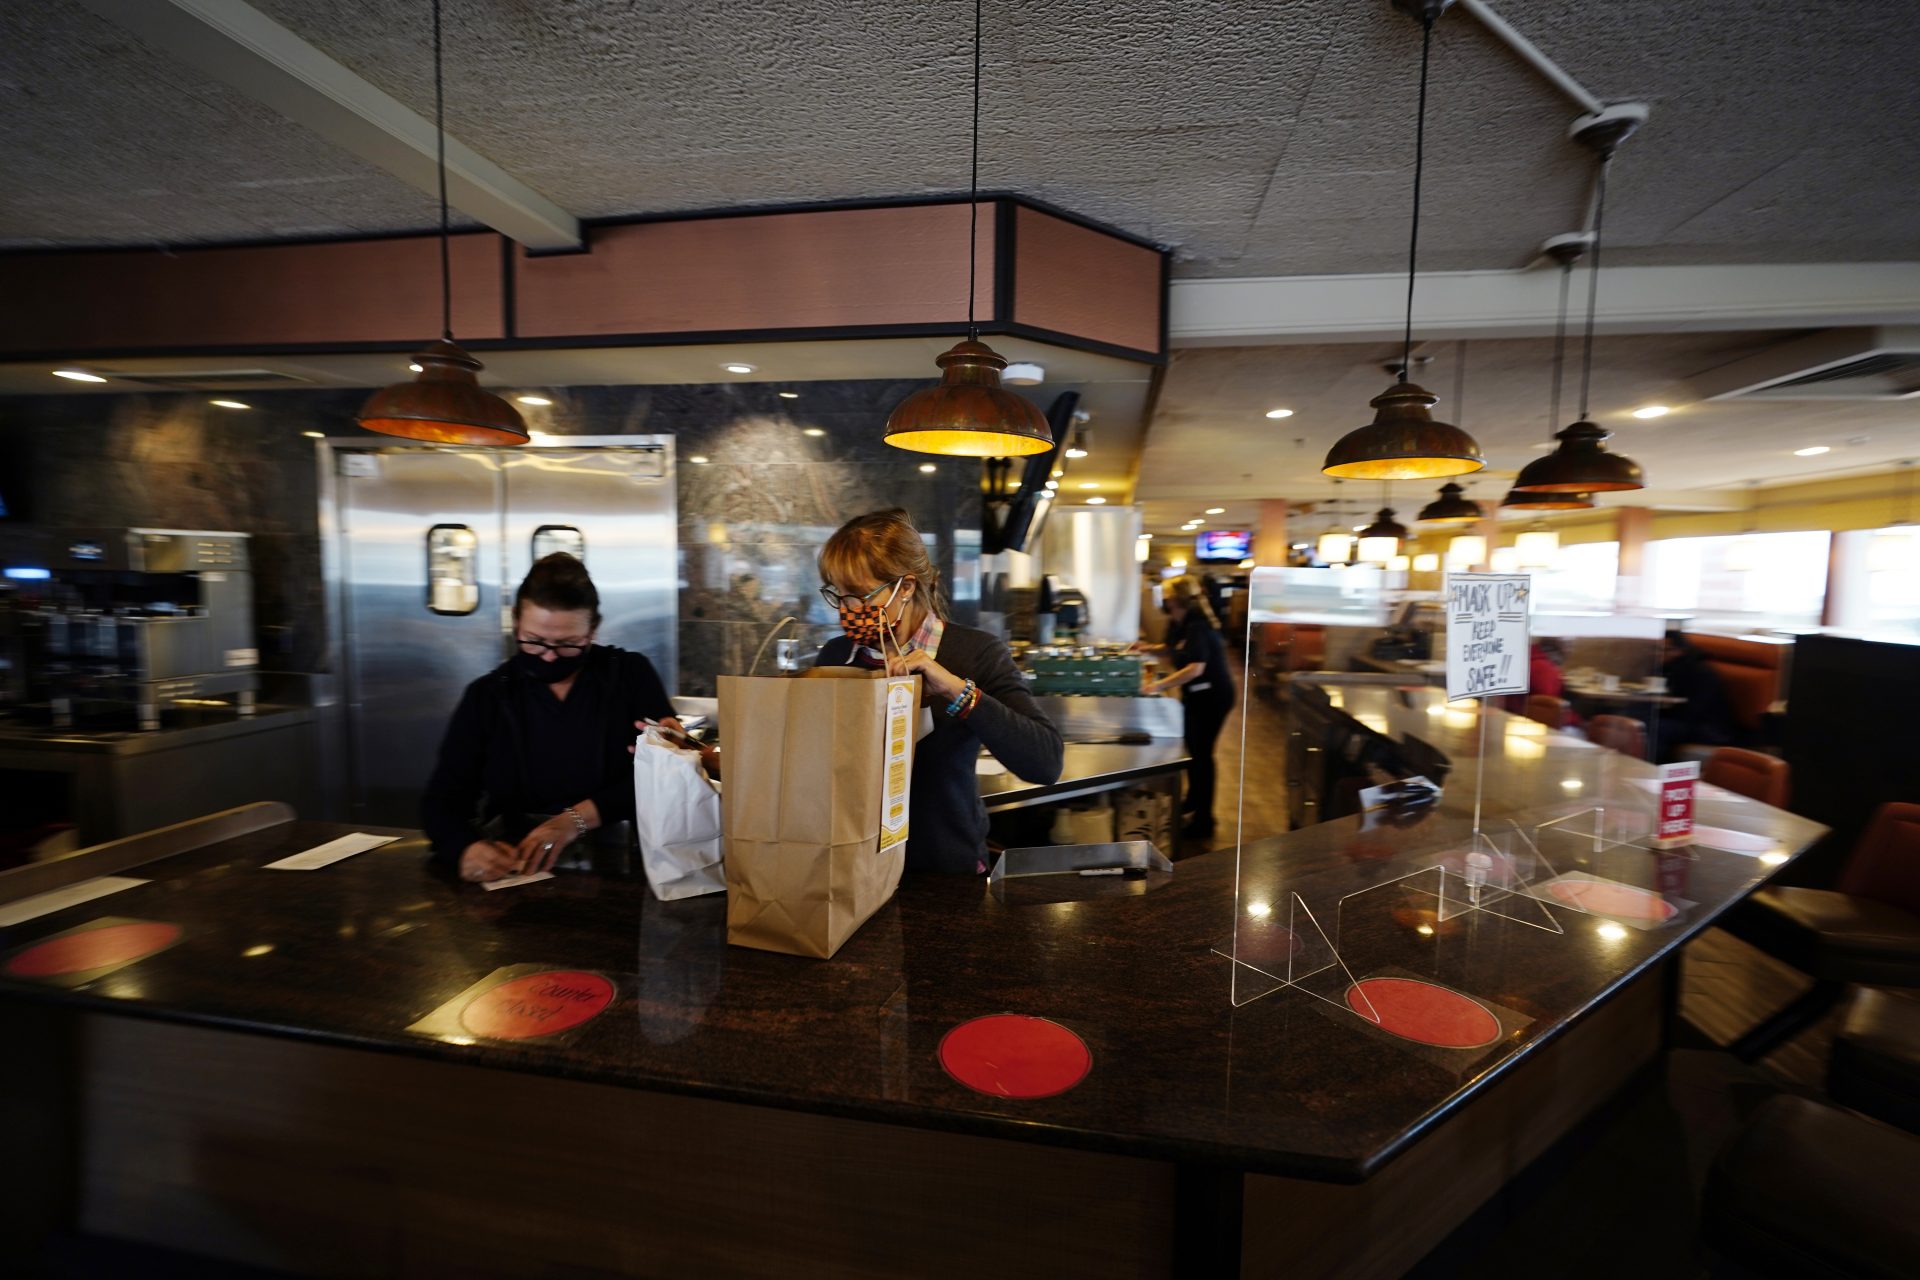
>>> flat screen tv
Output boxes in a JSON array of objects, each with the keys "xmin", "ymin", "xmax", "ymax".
[
  {"xmin": 984, "ymin": 391, "xmax": 1077, "ymax": 554},
  {"xmin": 1195, "ymin": 530, "xmax": 1252, "ymax": 562}
]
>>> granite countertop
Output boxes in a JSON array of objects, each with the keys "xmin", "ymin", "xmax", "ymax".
[{"xmin": 0, "ymin": 691, "xmax": 1825, "ymax": 1182}]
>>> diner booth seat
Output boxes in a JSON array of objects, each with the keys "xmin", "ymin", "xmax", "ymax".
[
  {"xmin": 1722, "ymin": 803, "xmax": 1920, "ymax": 1060},
  {"xmin": 1587, "ymin": 714, "xmax": 1647, "ymax": 760},
  {"xmin": 1704, "ymin": 746, "xmax": 1792, "ymax": 808},
  {"xmin": 1703, "ymin": 1094, "xmax": 1920, "ymax": 1280},
  {"xmin": 1685, "ymin": 632, "xmax": 1788, "ymax": 742},
  {"xmin": 1830, "ymin": 986, "xmax": 1920, "ymax": 1136},
  {"xmin": 1523, "ymin": 695, "xmax": 1571, "ymax": 730}
]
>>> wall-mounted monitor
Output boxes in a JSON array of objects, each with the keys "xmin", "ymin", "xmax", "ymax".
[{"xmin": 1195, "ymin": 530, "xmax": 1252, "ymax": 562}]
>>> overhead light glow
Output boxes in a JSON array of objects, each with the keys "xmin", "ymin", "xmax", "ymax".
[
  {"xmin": 1139, "ymin": 533, "xmax": 1152, "ymax": 541},
  {"xmin": 919, "ymin": 463, "xmax": 937, "ymax": 473},
  {"xmin": 1044, "ymin": 480, "xmax": 1058, "ymax": 490},
  {"xmin": 53, "ymin": 369, "xmax": 107, "ymax": 383},
  {"xmin": 723, "ymin": 363, "xmax": 756, "ymax": 374},
  {"xmin": 302, "ymin": 431, "xmax": 325, "ymax": 439},
  {"xmin": 1065, "ymin": 445, "xmax": 1088, "ymax": 459},
  {"xmin": 1205, "ymin": 507, "xmax": 1225, "ymax": 515},
  {"xmin": 1631, "ymin": 406, "xmax": 1671, "ymax": 419},
  {"xmin": 1265, "ymin": 408, "xmax": 1293, "ymax": 419},
  {"xmin": 1387, "ymin": 554, "xmax": 1411, "ymax": 571},
  {"xmin": 1086, "ymin": 496, "xmax": 1107, "ymax": 504},
  {"xmin": 1002, "ymin": 362, "xmax": 1045, "ymax": 386},
  {"xmin": 1794, "ymin": 445, "xmax": 1830, "ymax": 457},
  {"xmin": 209, "ymin": 399, "xmax": 250, "ymax": 410},
  {"xmin": 516, "ymin": 394, "xmax": 552, "ymax": 407},
  {"xmin": 1447, "ymin": 535, "xmax": 1486, "ymax": 568},
  {"xmin": 408, "ymin": 362, "xmax": 424, "ymax": 373},
  {"xmin": 1413, "ymin": 553, "xmax": 1439, "ymax": 572},
  {"xmin": 778, "ymin": 391, "xmax": 800, "ymax": 399},
  {"xmin": 1079, "ymin": 482, "xmax": 1099, "ymax": 490},
  {"xmin": 802, "ymin": 427, "xmax": 826, "ymax": 437},
  {"xmin": 688, "ymin": 455, "xmax": 710, "ymax": 465}
]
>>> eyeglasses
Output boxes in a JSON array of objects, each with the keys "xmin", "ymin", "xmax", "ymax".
[
  {"xmin": 516, "ymin": 635, "xmax": 590, "ymax": 658},
  {"xmin": 819, "ymin": 578, "xmax": 902, "ymax": 610}
]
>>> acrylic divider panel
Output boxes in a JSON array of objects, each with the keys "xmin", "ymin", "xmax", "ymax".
[{"xmin": 1222, "ymin": 566, "xmax": 1394, "ymax": 1008}]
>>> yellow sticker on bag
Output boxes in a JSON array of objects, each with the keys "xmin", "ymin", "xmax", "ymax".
[{"xmin": 881, "ymin": 678, "xmax": 914, "ymax": 852}]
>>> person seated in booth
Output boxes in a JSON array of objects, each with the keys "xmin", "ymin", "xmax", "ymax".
[
  {"xmin": 1654, "ymin": 629, "xmax": 1739, "ymax": 762},
  {"xmin": 814, "ymin": 508, "xmax": 1063, "ymax": 875},
  {"xmin": 1501, "ymin": 637, "xmax": 1580, "ymax": 729},
  {"xmin": 422, "ymin": 553, "xmax": 680, "ymax": 884}
]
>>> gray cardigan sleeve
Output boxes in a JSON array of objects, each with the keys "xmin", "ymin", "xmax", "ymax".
[{"xmin": 958, "ymin": 632, "xmax": 1064, "ymax": 784}]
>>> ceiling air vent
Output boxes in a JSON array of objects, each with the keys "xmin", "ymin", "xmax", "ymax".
[
  {"xmin": 110, "ymin": 369, "xmax": 317, "ymax": 391},
  {"xmin": 1690, "ymin": 328, "xmax": 1920, "ymax": 402}
]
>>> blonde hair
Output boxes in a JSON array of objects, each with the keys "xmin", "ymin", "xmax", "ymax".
[
  {"xmin": 1163, "ymin": 574, "xmax": 1218, "ymax": 628},
  {"xmin": 819, "ymin": 509, "xmax": 947, "ymax": 620}
]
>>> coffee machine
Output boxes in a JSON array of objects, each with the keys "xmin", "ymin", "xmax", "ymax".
[{"xmin": 31, "ymin": 529, "xmax": 259, "ymax": 730}]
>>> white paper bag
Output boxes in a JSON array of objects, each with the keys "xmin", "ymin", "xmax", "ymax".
[{"xmin": 632, "ymin": 728, "xmax": 726, "ymax": 900}]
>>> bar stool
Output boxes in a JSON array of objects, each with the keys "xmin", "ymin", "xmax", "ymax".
[
  {"xmin": 1702, "ymin": 1094, "xmax": 1920, "ymax": 1279},
  {"xmin": 1523, "ymin": 695, "xmax": 1571, "ymax": 730},
  {"xmin": 1704, "ymin": 746, "xmax": 1792, "ymax": 808},
  {"xmin": 1720, "ymin": 802, "xmax": 1920, "ymax": 1060},
  {"xmin": 1830, "ymin": 986, "xmax": 1920, "ymax": 1136},
  {"xmin": 1586, "ymin": 714, "xmax": 1647, "ymax": 759}
]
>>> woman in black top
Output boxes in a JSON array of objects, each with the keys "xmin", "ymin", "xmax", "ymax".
[
  {"xmin": 422, "ymin": 553, "xmax": 678, "ymax": 883},
  {"xmin": 815, "ymin": 509, "xmax": 1063, "ymax": 875},
  {"xmin": 1143, "ymin": 575, "xmax": 1236, "ymax": 839}
]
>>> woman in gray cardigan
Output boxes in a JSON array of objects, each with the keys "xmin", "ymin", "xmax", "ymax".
[{"xmin": 815, "ymin": 509, "xmax": 1064, "ymax": 875}]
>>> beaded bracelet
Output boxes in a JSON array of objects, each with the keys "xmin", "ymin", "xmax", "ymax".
[{"xmin": 945, "ymin": 678, "xmax": 979, "ymax": 719}]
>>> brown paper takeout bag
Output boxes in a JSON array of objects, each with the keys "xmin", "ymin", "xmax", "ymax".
[{"xmin": 718, "ymin": 668, "xmax": 919, "ymax": 958}]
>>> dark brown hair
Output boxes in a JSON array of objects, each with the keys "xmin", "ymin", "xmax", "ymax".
[
  {"xmin": 819, "ymin": 509, "xmax": 946, "ymax": 620},
  {"xmin": 514, "ymin": 553, "xmax": 600, "ymax": 626}
]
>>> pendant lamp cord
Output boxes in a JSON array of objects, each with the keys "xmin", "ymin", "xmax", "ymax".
[
  {"xmin": 1576, "ymin": 158, "xmax": 1611, "ymax": 420},
  {"xmin": 433, "ymin": 0, "xmax": 452, "ymax": 342},
  {"xmin": 1547, "ymin": 254, "xmax": 1571, "ymax": 438},
  {"xmin": 965, "ymin": 0, "xmax": 983, "ymax": 341},
  {"xmin": 1400, "ymin": 15, "xmax": 1435, "ymax": 381},
  {"xmin": 1453, "ymin": 339, "xmax": 1467, "ymax": 426}
]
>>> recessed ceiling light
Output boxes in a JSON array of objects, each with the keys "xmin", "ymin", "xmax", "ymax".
[
  {"xmin": 1205, "ymin": 507, "xmax": 1225, "ymax": 515},
  {"xmin": 688, "ymin": 455, "xmax": 710, "ymax": 465},
  {"xmin": 1051, "ymin": 469, "xmax": 1064, "ymax": 478},
  {"xmin": 1794, "ymin": 445, "xmax": 1830, "ymax": 457},
  {"xmin": 1045, "ymin": 479, "xmax": 1059, "ymax": 490},
  {"xmin": 53, "ymin": 369, "xmax": 107, "ymax": 382},
  {"xmin": 209, "ymin": 399, "xmax": 250, "ymax": 410},
  {"xmin": 1264, "ymin": 408, "xmax": 1293, "ymax": 419},
  {"xmin": 516, "ymin": 394, "xmax": 552, "ymax": 407},
  {"xmin": 1189, "ymin": 519, "xmax": 1205, "ymax": 526},
  {"xmin": 722, "ymin": 363, "xmax": 756, "ymax": 374},
  {"xmin": 1079, "ymin": 481, "xmax": 1099, "ymax": 490},
  {"xmin": 408, "ymin": 362, "xmax": 424, "ymax": 373},
  {"xmin": 302, "ymin": 431, "xmax": 325, "ymax": 438},
  {"xmin": 802, "ymin": 427, "xmax": 826, "ymax": 437},
  {"xmin": 1631, "ymin": 405, "xmax": 1671, "ymax": 419},
  {"xmin": 1086, "ymin": 496, "xmax": 1107, "ymax": 505},
  {"xmin": 919, "ymin": 463, "xmax": 937, "ymax": 473},
  {"xmin": 1065, "ymin": 445, "xmax": 1088, "ymax": 459},
  {"xmin": 778, "ymin": 391, "xmax": 800, "ymax": 399}
]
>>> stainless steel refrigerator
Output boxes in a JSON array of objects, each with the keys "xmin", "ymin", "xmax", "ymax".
[{"xmin": 321, "ymin": 436, "xmax": 676, "ymax": 825}]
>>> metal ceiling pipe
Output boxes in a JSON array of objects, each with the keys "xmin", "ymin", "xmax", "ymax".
[{"xmin": 1454, "ymin": 0, "xmax": 1607, "ymax": 117}]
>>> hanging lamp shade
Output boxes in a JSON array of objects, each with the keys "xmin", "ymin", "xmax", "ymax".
[
  {"xmin": 1417, "ymin": 482, "xmax": 1480, "ymax": 523},
  {"xmin": 1500, "ymin": 485, "xmax": 1594, "ymax": 511},
  {"xmin": 357, "ymin": 339, "xmax": 528, "ymax": 445},
  {"xmin": 883, "ymin": 339, "xmax": 1053, "ymax": 457},
  {"xmin": 1511, "ymin": 418, "xmax": 1643, "ymax": 493},
  {"xmin": 1323, "ymin": 381, "xmax": 1485, "ymax": 480}
]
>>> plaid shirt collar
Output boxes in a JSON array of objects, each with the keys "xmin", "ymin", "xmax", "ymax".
[{"xmin": 850, "ymin": 612, "xmax": 943, "ymax": 667}]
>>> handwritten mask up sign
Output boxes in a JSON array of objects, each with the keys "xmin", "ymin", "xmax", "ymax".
[{"xmin": 1445, "ymin": 573, "xmax": 1532, "ymax": 702}]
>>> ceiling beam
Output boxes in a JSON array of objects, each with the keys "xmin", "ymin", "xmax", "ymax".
[
  {"xmin": 1170, "ymin": 263, "xmax": 1920, "ymax": 346},
  {"xmin": 75, "ymin": 0, "xmax": 581, "ymax": 251}
]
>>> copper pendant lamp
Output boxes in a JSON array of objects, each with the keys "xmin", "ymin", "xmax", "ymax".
[
  {"xmin": 1419, "ymin": 482, "xmax": 1481, "ymax": 523},
  {"xmin": 1323, "ymin": 3, "xmax": 1483, "ymax": 481},
  {"xmin": 884, "ymin": 0, "xmax": 1050, "ymax": 458},
  {"xmin": 1509, "ymin": 160, "xmax": 1643, "ymax": 494},
  {"xmin": 1501, "ymin": 243, "xmax": 1594, "ymax": 508},
  {"xmin": 357, "ymin": 0, "xmax": 526, "ymax": 446}
]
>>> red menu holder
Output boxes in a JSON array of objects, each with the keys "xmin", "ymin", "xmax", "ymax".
[{"xmin": 1650, "ymin": 761, "xmax": 1699, "ymax": 849}]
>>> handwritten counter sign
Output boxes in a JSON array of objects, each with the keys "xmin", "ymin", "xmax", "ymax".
[
  {"xmin": 408, "ymin": 965, "xmax": 617, "ymax": 1044},
  {"xmin": 1445, "ymin": 573, "xmax": 1532, "ymax": 702}
]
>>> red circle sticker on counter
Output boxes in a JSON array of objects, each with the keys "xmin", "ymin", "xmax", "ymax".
[
  {"xmin": 1346, "ymin": 977, "xmax": 1502, "ymax": 1050},
  {"xmin": 939, "ymin": 1014, "xmax": 1091, "ymax": 1099},
  {"xmin": 1547, "ymin": 880, "xmax": 1676, "ymax": 924},
  {"xmin": 459, "ymin": 970, "xmax": 615, "ymax": 1041},
  {"xmin": 4, "ymin": 921, "xmax": 182, "ymax": 978}
]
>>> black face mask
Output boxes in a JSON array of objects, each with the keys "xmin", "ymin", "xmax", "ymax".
[{"xmin": 514, "ymin": 649, "xmax": 588, "ymax": 684}]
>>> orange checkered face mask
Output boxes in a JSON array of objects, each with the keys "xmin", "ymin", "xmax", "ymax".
[{"xmin": 822, "ymin": 578, "xmax": 903, "ymax": 649}]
